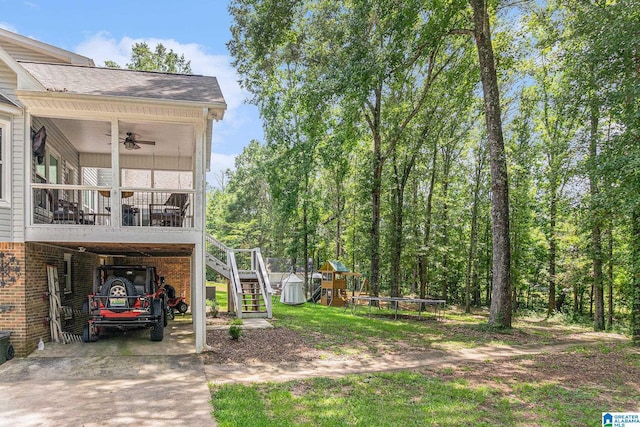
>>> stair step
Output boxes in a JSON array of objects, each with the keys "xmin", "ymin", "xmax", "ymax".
[{"xmin": 240, "ymin": 311, "xmax": 269, "ymax": 319}]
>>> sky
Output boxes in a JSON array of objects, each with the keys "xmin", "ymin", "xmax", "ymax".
[{"xmin": 0, "ymin": 0, "xmax": 263, "ymax": 187}]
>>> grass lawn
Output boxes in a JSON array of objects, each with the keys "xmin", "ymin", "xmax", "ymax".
[
  {"xmin": 208, "ymin": 301, "xmax": 639, "ymax": 426},
  {"xmin": 268, "ymin": 299, "xmax": 593, "ymax": 354},
  {"xmin": 207, "ymin": 282, "xmax": 228, "ymax": 311}
]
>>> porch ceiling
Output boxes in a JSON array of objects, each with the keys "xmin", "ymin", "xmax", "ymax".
[
  {"xmin": 49, "ymin": 118, "xmax": 194, "ymax": 157},
  {"xmin": 47, "ymin": 242, "xmax": 194, "ymax": 257}
]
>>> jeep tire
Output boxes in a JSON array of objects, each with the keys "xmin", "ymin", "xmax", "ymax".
[
  {"xmin": 82, "ymin": 323, "xmax": 98, "ymax": 343},
  {"xmin": 150, "ymin": 299, "xmax": 164, "ymax": 341},
  {"xmin": 101, "ymin": 277, "xmax": 137, "ymax": 298}
]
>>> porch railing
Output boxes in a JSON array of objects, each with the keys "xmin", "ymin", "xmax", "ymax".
[{"xmin": 31, "ymin": 184, "xmax": 195, "ymax": 228}]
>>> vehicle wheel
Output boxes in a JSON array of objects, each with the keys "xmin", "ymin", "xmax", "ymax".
[
  {"xmin": 82, "ymin": 323, "xmax": 98, "ymax": 343},
  {"xmin": 6, "ymin": 344, "xmax": 14, "ymax": 360},
  {"xmin": 150, "ymin": 300, "xmax": 164, "ymax": 342},
  {"xmin": 163, "ymin": 306, "xmax": 169, "ymax": 327},
  {"xmin": 150, "ymin": 318, "xmax": 164, "ymax": 341},
  {"xmin": 177, "ymin": 301, "xmax": 188, "ymax": 314},
  {"xmin": 168, "ymin": 308, "xmax": 175, "ymax": 320}
]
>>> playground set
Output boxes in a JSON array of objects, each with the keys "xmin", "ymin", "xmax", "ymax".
[
  {"xmin": 294, "ymin": 259, "xmax": 447, "ymax": 320},
  {"xmin": 312, "ymin": 260, "xmax": 362, "ymax": 307}
]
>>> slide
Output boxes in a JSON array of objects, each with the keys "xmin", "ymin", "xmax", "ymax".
[{"xmin": 308, "ymin": 285, "xmax": 321, "ymax": 303}]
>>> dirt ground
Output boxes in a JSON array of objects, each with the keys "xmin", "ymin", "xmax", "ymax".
[{"xmin": 204, "ymin": 312, "xmax": 640, "ymax": 398}]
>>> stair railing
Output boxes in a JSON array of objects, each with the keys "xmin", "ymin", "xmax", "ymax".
[
  {"xmin": 205, "ymin": 234, "xmax": 229, "ymax": 266},
  {"xmin": 253, "ymin": 248, "xmax": 273, "ymax": 318},
  {"xmin": 227, "ymin": 250, "xmax": 244, "ymax": 319}
]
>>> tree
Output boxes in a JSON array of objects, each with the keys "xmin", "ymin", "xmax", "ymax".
[
  {"xmin": 467, "ymin": 0, "xmax": 512, "ymax": 327},
  {"xmin": 105, "ymin": 42, "xmax": 192, "ymax": 74}
]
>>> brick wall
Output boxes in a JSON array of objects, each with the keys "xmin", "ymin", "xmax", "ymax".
[
  {"xmin": 0, "ymin": 243, "xmax": 99, "ymax": 357},
  {"xmin": 0, "ymin": 243, "xmax": 26, "ymax": 356},
  {"xmin": 116, "ymin": 257, "xmax": 192, "ymax": 305},
  {"xmin": 24, "ymin": 244, "xmax": 99, "ymax": 355}
]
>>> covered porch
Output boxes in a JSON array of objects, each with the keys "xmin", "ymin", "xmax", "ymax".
[{"xmin": 26, "ymin": 117, "xmax": 203, "ymax": 232}]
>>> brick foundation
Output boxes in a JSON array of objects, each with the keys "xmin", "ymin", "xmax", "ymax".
[
  {"xmin": 0, "ymin": 243, "xmax": 98, "ymax": 357},
  {"xmin": 0, "ymin": 243, "xmax": 26, "ymax": 356}
]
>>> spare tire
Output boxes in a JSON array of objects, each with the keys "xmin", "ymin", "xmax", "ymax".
[{"xmin": 101, "ymin": 276, "xmax": 137, "ymax": 298}]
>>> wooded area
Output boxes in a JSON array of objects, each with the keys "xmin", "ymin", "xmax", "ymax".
[{"xmin": 207, "ymin": 0, "xmax": 640, "ymax": 338}]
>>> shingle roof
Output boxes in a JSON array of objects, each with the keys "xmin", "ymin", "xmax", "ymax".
[{"xmin": 18, "ymin": 61, "xmax": 225, "ymax": 105}]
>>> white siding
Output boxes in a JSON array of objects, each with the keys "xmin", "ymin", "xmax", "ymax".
[
  {"xmin": 0, "ymin": 60, "xmax": 21, "ymax": 241},
  {"xmin": 0, "ymin": 39, "xmax": 68, "ymax": 63},
  {"xmin": 0, "ymin": 210, "xmax": 8, "ymax": 239},
  {"xmin": 9, "ymin": 114, "xmax": 24, "ymax": 241},
  {"xmin": 0, "ymin": 59, "xmax": 17, "ymax": 100}
]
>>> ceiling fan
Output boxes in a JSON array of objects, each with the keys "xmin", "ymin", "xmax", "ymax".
[{"xmin": 107, "ymin": 132, "xmax": 156, "ymax": 150}]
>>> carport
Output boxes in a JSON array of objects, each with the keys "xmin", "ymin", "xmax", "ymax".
[{"xmin": 22, "ymin": 241, "xmax": 207, "ymax": 355}]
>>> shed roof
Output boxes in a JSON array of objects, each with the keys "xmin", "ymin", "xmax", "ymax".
[
  {"xmin": 320, "ymin": 260, "xmax": 350, "ymax": 273},
  {"xmin": 18, "ymin": 61, "xmax": 226, "ymax": 106},
  {"xmin": 283, "ymin": 273, "xmax": 303, "ymax": 284}
]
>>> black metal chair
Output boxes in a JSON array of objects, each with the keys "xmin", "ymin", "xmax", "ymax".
[{"xmin": 149, "ymin": 193, "xmax": 189, "ymax": 227}]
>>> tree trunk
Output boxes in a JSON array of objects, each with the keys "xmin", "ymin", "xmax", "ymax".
[
  {"xmin": 465, "ymin": 149, "xmax": 483, "ymax": 313},
  {"xmin": 607, "ymin": 222, "xmax": 614, "ymax": 330},
  {"xmin": 390, "ymin": 165, "xmax": 404, "ymax": 298},
  {"xmin": 336, "ymin": 191, "xmax": 342, "ymax": 260},
  {"xmin": 370, "ymin": 88, "xmax": 383, "ymax": 298},
  {"xmin": 548, "ymin": 173, "xmax": 557, "ymax": 316},
  {"xmin": 470, "ymin": 0, "xmax": 512, "ymax": 327},
  {"xmin": 589, "ymin": 100, "xmax": 605, "ymax": 331},
  {"xmin": 632, "ymin": 207, "xmax": 640, "ymax": 344},
  {"xmin": 441, "ymin": 169, "xmax": 450, "ymax": 302},
  {"xmin": 419, "ymin": 146, "xmax": 437, "ymax": 299}
]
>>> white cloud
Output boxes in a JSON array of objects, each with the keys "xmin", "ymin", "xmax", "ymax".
[
  {"xmin": 0, "ymin": 22, "xmax": 18, "ymax": 32},
  {"xmin": 210, "ymin": 152, "xmax": 237, "ymax": 173},
  {"xmin": 74, "ymin": 32, "xmax": 249, "ymax": 132},
  {"xmin": 206, "ymin": 153, "xmax": 237, "ymax": 189}
]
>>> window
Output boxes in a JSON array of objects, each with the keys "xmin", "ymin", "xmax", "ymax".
[
  {"xmin": 63, "ymin": 253, "xmax": 72, "ymax": 294},
  {"xmin": 0, "ymin": 119, "xmax": 11, "ymax": 202},
  {"xmin": 35, "ymin": 148, "xmax": 60, "ymax": 184}
]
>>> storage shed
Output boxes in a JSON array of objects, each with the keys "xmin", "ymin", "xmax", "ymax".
[{"xmin": 280, "ymin": 273, "xmax": 305, "ymax": 305}]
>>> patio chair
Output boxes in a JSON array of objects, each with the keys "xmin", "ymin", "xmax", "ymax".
[
  {"xmin": 149, "ymin": 193, "xmax": 189, "ymax": 227},
  {"xmin": 52, "ymin": 198, "xmax": 83, "ymax": 224}
]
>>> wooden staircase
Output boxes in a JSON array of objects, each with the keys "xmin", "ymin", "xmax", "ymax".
[{"xmin": 205, "ymin": 234, "xmax": 273, "ymax": 319}]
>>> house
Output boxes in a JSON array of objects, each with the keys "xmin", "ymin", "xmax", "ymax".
[{"xmin": 0, "ymin": 29, "xmax": 272, "ymax": 357}]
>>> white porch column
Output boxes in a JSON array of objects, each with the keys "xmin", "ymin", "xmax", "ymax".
[
  {"xmin": 192, "ymin": 119, "xmax": 207, "ymax": 353},
  {"xmin": 110, "ymin": 119, "xmax": 121, "ymax": 227},
  {"xmin": 193, "ymin": 241, "xmax": 206, "ymax": 352}
]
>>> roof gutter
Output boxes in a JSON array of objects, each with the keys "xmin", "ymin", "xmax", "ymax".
[{"xmin": 16, "ymin": 89, "xmax": 227, "ymax": 116}]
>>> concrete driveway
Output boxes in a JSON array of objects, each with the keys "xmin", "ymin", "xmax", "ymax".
[{"xmin": 0, "ymin": 318, "xmax": 216, "ymax": 426}]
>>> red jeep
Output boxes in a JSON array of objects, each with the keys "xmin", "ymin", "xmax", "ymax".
[{"xmin": 83, "ymin": 265, "xmax": 167, "ymax": 342}]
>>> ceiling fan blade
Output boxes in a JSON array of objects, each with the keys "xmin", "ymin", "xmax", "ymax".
[{"xmin": 134, "ymin": 140, "xmax": 156, "ymax": 145}]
